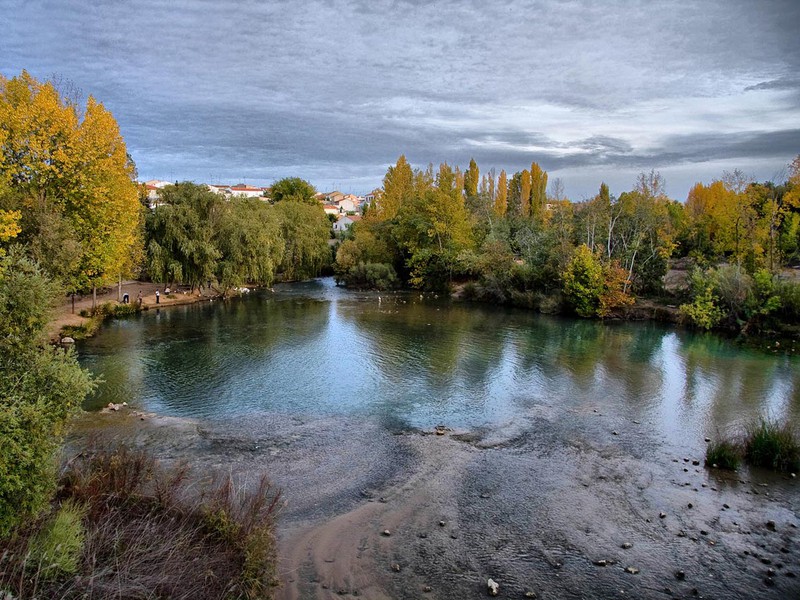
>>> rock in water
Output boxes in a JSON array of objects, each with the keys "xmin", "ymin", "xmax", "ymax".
[
  {"xmin": 487, "ymin": 578, "xmax": 499, "ymax": 596},
  {"xmin": 60, "ymin": 336, "xmax": 75, "ymax": 345}
]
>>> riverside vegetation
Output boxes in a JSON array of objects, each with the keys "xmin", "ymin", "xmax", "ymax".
[
  {"xmin": 2, "ymin": 70, "xmax": 799, "ymax": 597},
  {"xmin": 335, "ymin": 156, "xmax": 800, "ymax": 338}
]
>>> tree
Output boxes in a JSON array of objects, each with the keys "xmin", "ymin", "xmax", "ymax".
[
  {"xmin": 146, "ymin": 183, "xmax": 223, "ymax": 289},
  {"xmin": 0, "ymin": 247, "xmax": 93, "ymax": 536},
  {"xmin": 0, "ymin": 71, "xmax": 141, "ymax": 297},
  {"xmin": 269, "ymin": 177, "xmax": 317, "ymax": 203},
  {"xmin": 530, "ymin": 162, "xmax": 548, "ymax": 220},
  {"xmin": 562, "ymin": 245, "xmax": 632, "ymax": 318},
  {"xmin": 377, "ymin": 155, "xmax": 414, "ymax": 220},
  {"xmin": 273, "ymin": 201, "xmax": 330, "ymax": 280},
  {"xmin": 494, "ymin": 170, "xmax": 508, "ymax": 216},
  {"xmin": 464, "ymin": 158, "xmax": 479, "ymax": 199},
  {"xmin": 215, "ymin": 198, "xmax": 284, "ymax": 294}
]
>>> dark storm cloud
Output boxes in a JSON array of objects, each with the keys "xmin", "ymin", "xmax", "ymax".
[{"xmin": 1, "ymin": 0, "xmax": 798, "ymax": 197}]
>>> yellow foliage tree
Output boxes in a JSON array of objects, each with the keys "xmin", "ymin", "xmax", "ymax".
[{"xmin": 0, "ymin": 71, "xmax": 140, "ymax": 297}]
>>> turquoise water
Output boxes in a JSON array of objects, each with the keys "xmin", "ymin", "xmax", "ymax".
[{"xmin": 78, "ymin": 278, "xmax": 800, "ymax": 439}]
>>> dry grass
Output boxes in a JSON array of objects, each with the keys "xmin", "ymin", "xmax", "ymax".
[{"xmin": 0, "ymin": 444, "xmax": 281, "ymax": 600}]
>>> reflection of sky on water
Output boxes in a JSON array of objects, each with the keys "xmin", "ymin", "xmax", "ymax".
[{"xmin": 79, "ymin": 278, "xmax": 800, "ymax": 443}]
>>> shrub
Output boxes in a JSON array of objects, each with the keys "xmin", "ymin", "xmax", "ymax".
[
  {"xmin": 0, "ymin": 251, "xmax": 94, "ymax": 537},
  {"xmin": 1, "ymin": 444, "xmax": 282, "ymax": 599},
  {"xmin": 744, "ymin": 419, "xmax": 800, "ymax": 472},
  {"xmin": 705, "ymin": 440, "xmax": 741, "ymax": 470},
  {"xmin": 341, "ymin": 261, "xmax": 399, "ymax": 290}
]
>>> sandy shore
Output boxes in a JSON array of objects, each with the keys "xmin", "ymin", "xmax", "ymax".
[{"xmin": 67, "ymin": 407, "xmax": 800, "ymax": 600}]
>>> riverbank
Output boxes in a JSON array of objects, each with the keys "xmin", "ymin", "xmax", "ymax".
[
  {"xmin": 48, "ymin": 281, "xmax": 216, "ymax": 341},
  {"xmin": 66, "ymin": 404, "xmax": 800, "ymax": 600}
]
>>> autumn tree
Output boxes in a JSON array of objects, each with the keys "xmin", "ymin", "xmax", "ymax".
[
  {"xmin": 0, "ymin": 71, "xmax": 141, "ymax": 299},
  {"xmin": 530, "ymin": 162, "xmax": 548, "ymax": 220},
  {"xmin": 464, "ymin": 158, "xmax": 479, "ymax": 199},
  {"xmin": 494, "ymin": 170, "xmax": 508, "ymax": 217}
]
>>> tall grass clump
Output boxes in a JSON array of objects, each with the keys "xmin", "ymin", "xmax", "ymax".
[
  {"xmin": 705, "ymin": 439, "xmax": 741, "ymax": 470},
  {"xmin": 744, "ymin": 419, "xmax": 800, "ymax": 473},
  {"xmin": 0, "ymin": 444, "xmax": 282, "ymax": 600}
]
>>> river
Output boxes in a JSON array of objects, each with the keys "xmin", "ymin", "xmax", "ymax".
[{"xmin": 76, "ymin": 278, "xmax": 800, "ymax": 599}]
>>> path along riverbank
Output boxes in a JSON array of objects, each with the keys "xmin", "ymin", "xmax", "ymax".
[{"xmin": 49, "ymin": 281, "xmax": 216, "ymax": 341}]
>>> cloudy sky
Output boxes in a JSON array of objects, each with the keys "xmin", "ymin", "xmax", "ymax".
[{"xmin": 2, "ymin": 0, "xmax": 799, "ymax": 200}]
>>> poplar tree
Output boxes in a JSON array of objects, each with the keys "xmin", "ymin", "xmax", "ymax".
[
  {"xmin": 494, "ymin": 170, "xmax": 508, "ymax": 216},
  {"xmin": 530, "ymin": 162, "xmax": 548, "ymax": 220},
  {"xmin": 464, "ymin": 158, "xmax": 479, "ymax": 198}
]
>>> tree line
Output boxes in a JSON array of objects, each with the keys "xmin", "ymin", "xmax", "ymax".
[
  {"xmin": 0, "ymin": 72, "xmax": 332, "ymax": 538},
  {"xmin": 335, "ymin": 155, "xmax": 800, "ymax": 332}
]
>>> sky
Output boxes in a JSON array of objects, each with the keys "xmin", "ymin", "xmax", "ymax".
[{"xmin": 2, "ymin": 0, "xmax": 799, "ymax": 201}]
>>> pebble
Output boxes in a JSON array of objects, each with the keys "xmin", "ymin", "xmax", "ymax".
[
  {"xmin": 625, "ymin": 566, "xmax": 639, "ymax": 575},
  {"xmin": 382, "ymin": 529, "xmax": 391, "ymax": 536},
  {"xmin": 705, "ymin": 437, "xmax": 711, "ymax": 442},
  {"xmin": 621, "ymin": 542, "xmax": 632, "ymax": 549},
  {"xmin": 612, "ymin": 431, "xmax": 618, "ymax": 436},
  {"xmin": 593, "ymin": 559, "xmax": 609, "ymax": 566},
  {"xmin": 487, "ymin": 578, "xmax": 500, "ymax": 596},
  {"xmin": 439, "ymin": 520, "xmax": 446, "ymax": 527},
  {"xmin": 423, "ymin": 585, "xmax": 432, "ymax": 592},
  {"xmin": 764, "ymin": 577, "xmax": 775, "ymax": 587},
  {"xmin": 700, "ymin": 530, "xmax": 708, "ymax": 536},
  {"xmin": 761, "ymin": 558, "xmax": 772, "ymax": 565},
  {"xmin": 687, "ymin": 503, "xmax": 693, "ymax": 509},
  {"xmin": 723, "ymin": 503, "xmax": 730, "ymax": 509},
  {"xmin": 525, "ymin": 592, "xmax": 537, "ymax": 598},
  {"xmin": 659, "ymin": 512, "xmax": 667, "ymax": 519},
  {"xmin": 391, "ymin": 563, "xmax": 401, "ymax": 572},
  {"xmin": 692, "ymin": 460, "xmax": 700, "ymax": 466},
  {"xmin": 674, "ymin": 570, "xmax": 686, "ymax": 580},
  {"xmin": 767, "ymin": 520, "xmax": 776, "ymax": 531}
]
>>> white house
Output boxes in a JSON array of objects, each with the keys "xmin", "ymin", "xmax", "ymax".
[
  {"xmin": 333, "ymin": 214, "xmax": 361, "ymax": 232},
  {"xmin": 323, "ymin": 204, "xmax": 339, "ymax": 216},
  {"xmin": 228, "ymin": 184, "xmax": 265, "ymax": 198}
]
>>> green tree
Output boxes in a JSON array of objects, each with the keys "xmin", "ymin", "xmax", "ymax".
[
  {"xmin": 269, "ymin": 177, "xmax": 317, "ymax": 203},
  {"xmin": 273, "ymin": 201, "xmax": 330, "ymax": 280},
  {"xmin": 0, "ymin": 249, "xmax": 93, "ymax": 536},
  {"xmin": 146, "ymin": 183, "xmax": 223, "ymax": 289},
  {"xmin": 215, "ymin": 198, "xmax": 284, "ymax": 294}
]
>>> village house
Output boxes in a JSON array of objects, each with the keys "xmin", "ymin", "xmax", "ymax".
[{"xmin": 332, "ymin": 214, "xmax": 361, "ymax": 232}]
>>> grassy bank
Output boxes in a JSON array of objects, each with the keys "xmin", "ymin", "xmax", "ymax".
[{"xmin": 0, "ymin": 445, "xmax": 281, "ymax": 600}]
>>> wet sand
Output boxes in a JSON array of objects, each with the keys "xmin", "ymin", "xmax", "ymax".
[{"xmin": 68, "ymin": 405, "xmax": 800, "ymax": 600}]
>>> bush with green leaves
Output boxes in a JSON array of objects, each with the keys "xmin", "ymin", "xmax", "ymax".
[{"xmin": 0, "ymin": 250, "xmax": 94, "ymax": 537}]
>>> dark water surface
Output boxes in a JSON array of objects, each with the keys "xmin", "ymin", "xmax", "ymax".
[{"xmin": 79, "ymin": 278, "xmax": 799, "ymax": 438}]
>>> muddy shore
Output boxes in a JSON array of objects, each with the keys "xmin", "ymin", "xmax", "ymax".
[{"xmin": 68, "ymin": 405, "xmax": 799, "ymax": 600}]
